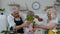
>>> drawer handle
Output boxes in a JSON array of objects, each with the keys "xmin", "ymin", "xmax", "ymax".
[{"xmin": 38, "ymin": 30, "xmax": 40, "ymax": 31}]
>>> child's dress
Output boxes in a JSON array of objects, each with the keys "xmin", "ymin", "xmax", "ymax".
[{"xmin": 24, "ymin": 20, "xmax": 34, "ymax": 34}]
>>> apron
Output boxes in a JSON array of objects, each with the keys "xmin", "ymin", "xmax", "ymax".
[{"xmin": 14, "ymin": 17, "xmax": 24, "ymax": 33}]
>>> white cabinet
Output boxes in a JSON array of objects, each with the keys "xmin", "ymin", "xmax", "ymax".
[
  {"xmin": 0, "ymin": 15, "xmax": 7, "ymax": 32},
  {"xmin": 34, "ymin": 28, "xmax": 45, "ymax": 34}
]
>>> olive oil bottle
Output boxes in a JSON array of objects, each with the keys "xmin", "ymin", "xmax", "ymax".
[
  {"xmin": 48, "ymin": 30, "xmax": 54, "ymax": 34},
  {"xmin": 45, "ymin": 30, "xmax": 54, "ymax": 34},
  {"xmin": 13, "ymin": 24, "xmax": 17, "ymax": 34},
  {"xmin": 13, "ymin": 28, "xmax": 17, "ymax": 34},
  {"xmin": 9, "ymin": 24, "xmax": 17, "ymax": 34}
]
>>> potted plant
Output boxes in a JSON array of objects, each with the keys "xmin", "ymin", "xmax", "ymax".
[
  {"xmin": 0, "ymin": 27, "xmax": 9, "ymax": 34},
  {"xmin": 0, "ymin": 8, "xmax": 5, "ymax": 11}
]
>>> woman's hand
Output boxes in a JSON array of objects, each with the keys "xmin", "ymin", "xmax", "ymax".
[{"xmin": 34, "ymin": 23, "xmax": 57, "ymax": 30}]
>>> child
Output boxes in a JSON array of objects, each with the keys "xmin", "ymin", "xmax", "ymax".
[{"xmin": 24, "ymin": 11, "xmax": 35, "ymax": 34}]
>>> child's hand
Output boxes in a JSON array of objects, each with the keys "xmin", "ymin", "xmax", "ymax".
[
  {"xmin": 29, "ymin": 28, "xmax": 35, "ymax": 32},
  {"xmin": 25, "ymin": 20, "xmax": 31, "ymax": 24}
]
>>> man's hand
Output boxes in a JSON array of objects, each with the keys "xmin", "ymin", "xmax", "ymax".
[
  {"xmin": 22, "ymin": 23, "xmax": 28, "ymax": 27},
  {"xmin": 15, "ymin": 21, "xmax": 31, "ymax": 30},
  {"xmin": 15, "ymin": 22, "xmax": 29, "ymax": 30}
]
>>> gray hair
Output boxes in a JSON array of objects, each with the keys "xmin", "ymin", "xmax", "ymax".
[{"xmin": 27, "ymin": 11, "xmax": 34, "ymax": 16}]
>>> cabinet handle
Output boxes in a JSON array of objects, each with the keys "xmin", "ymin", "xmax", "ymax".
[{"xmin": 38, "ymin": 30, "xmax": 40, "ymax": 31}]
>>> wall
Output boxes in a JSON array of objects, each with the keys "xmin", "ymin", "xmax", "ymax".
[
  {"xmin": 0, "ymin": 0, "xmax": 1, "ymax": 8},
  {"xmin": 0, "ymin": 0, "xmax": 56, "ymax": 15},
  {"xmin": 56, "ymin": 6, "xmax": 60, "ymax": 20},
  {"xmin": 0, "ymin": 0, "xmax": 2, "ymax": 14}
]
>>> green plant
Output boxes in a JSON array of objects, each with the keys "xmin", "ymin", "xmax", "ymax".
[
  {"xmin": 0, "ymin": 8, "xmax": 5, "ymax": 11},
  {"xmin": 26, "ymin": 16, "xmax": 35, "ymax": 24},
  {"xmin": 56, "ymin": 31, "xmax": 60, "ymax": 34},
  {"xmin": 0, "ymin": 27, "xmax": 9, "ymax": 34},
  {"xmin": 1, "ymin": 30, "xmax": 9, "ymax": 34}
]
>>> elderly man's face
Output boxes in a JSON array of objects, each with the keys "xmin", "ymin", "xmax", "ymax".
[{"xmin": 13, "ymin": 10, "xmax": 19, "ymax": 18}]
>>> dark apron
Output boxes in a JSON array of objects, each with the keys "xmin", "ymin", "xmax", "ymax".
[{"xmin": 14, "ymin": 17, "xmax": 24, "ymax": 33}]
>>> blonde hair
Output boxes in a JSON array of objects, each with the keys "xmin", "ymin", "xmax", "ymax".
[
  {"xmin": 44, "ymin": 6, "xmax": 56, "ymax": 11},
  {"xmin": 45, "ymin": 6, "xmax": 57, "ymax": 19}
]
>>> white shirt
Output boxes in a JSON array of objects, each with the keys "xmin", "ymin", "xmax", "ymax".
[
  {"xmin": 7, "ymin": 14, "xmax": 15, "ymax": 27},
  {"xmin": 44, "ymin": 16, "xmax": 58, "ymax": 30},
  {"xmin": 34, "ymin": 18, "xmax": 46, "ymax": 34}
]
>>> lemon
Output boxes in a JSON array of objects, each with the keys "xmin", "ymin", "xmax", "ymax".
[{"xmin": 48, "ymin": 30, "xmax": 54, "ymax": 34}]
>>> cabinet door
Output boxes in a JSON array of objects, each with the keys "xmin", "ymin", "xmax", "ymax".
[
  {"xmin": 34, "ymin": 28, "xmax": 45, "ymax": 34},
  {"xmin": 0, "ymin": 15, "xmax": 7, "ymax": 32}
]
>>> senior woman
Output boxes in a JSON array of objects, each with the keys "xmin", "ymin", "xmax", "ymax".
[{"xmin": 34, "ymin": 6, "xmax": 58, "ymax": 34}]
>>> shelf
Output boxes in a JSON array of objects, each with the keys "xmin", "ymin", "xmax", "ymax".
[
  {"xmin": 55, "ymin": 2, "xmax": 60, "ymax": 6},
  {"xmin": 56, "ymin": 27, "xmax": 60, "ymax": 29},
  {"xmin": 55, "ymin": 4, "xmax": 60, "ymax": 6},
  {"xmin": 8, "ymin": 4, "xmax": 19, "ymax": 6}
]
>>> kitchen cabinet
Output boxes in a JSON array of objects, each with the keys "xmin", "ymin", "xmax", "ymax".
[{"xmin": 0, "ymin": 15, "xmax": 7, "ymax": 32}]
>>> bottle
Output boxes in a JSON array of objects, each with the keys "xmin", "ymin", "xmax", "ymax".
[
  {"xmin": 9, "ymin": 26, "xmax": 14, "ymax": 34},
  {"xmin": 13, "ymin": 24, "xmax": 17, "ymax": 34},
  {"xmin": 9, "ymin": 24, "xmax": 17, "ymax": 34},
  {"xmin": 48, "ymin": 30, "xmax": 54, "ymax": 34},
  {"xmin": 13, "ymin": 28, "xmax": 17, "ymax": 34}
]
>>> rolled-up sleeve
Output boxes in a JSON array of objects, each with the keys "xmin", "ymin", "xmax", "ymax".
[{"xmin": 7, "ymin": 15, "xmax": 15, "ymax": 27}]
